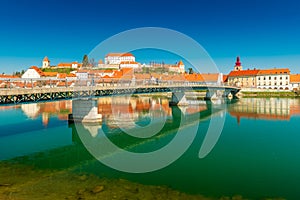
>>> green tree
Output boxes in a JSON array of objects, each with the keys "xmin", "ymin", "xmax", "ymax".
[{"xmin": 82, "ymin": 54, "xmax": 89, "ymax": 68}]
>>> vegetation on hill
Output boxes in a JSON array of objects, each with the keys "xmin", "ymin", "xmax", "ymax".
[{"xmin": 41, "ymin": 68, "xmax": 73, "ymax": 74}]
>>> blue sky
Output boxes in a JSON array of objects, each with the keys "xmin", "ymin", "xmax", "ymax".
[{"xmin": 0, "ymin": 0, "xmax": 300, "ymax": 74}]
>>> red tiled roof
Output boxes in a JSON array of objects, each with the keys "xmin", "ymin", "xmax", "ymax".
[
  {"xmin": 43, "ymin": 56, "xmax": 49, "ymax": 62},
  {"xmin": 290, "ymin": 74, "xmax": 300, "ymax": 83},
  {"xmin": 30, "ymin": 66, "xmax": 45, "ymax": 76},
  {"xmin": 257, "ymin": 68, "xmax": 290, "ymax": 75},
  {"xmin": 106, "ymin": 52, "xmax": 134, "ymax": 57},
  {"xmin": 178, "ymin": 60, "xmax": 184, "ymax": 66},
  {"xmin": 43, "ymin": 72, "xmax": 58, "ymax": 77},
  {"xmin": 120, "ymin": 61, "xmax": 138, "ymax": 64},
  {"xmin": 57, "ymin": 63, "xmax": 72, "ymax": 67},
  {"xmin": 223, "ymin": 75, "xmax": 228, "ymax": 82},
  {"xmin": 228, "ymin": 69, "xmax": 260, "ymax": 77},
  {"xmin": 201, "ymin": 73, "xmax": 220, "ymax": 82},
  {"xmin": 0, "ymin": 74, "xmax": 19, "ymax": 78},
  {"xmin": 184, "ymin": 74, "xmax": 204, "ymax": 82}
]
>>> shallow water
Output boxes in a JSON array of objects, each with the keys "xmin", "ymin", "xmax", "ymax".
[{"xmin": 1, "ymin": 97, "xmax": 300, "ymax": 199}]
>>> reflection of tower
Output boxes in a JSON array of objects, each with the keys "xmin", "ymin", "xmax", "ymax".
[
  {"xmin": 237, "ymin": 115, "xmax": 240, "ymax": 125},
  {"xmin": 42, "ymin": 113, "xmax": 49, "ymax": 127},
  {"xmin": 233, "ymin": 56, "xmax": 242, "ymax": 71}
]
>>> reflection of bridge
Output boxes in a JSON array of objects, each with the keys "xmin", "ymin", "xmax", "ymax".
[
  {"xmin": 0, "ymin": 83, "xmax": 240, "ymax": 104},
  {"xmin": 1, "ymin": 100, "xmax": 228, "ymax": 168}
]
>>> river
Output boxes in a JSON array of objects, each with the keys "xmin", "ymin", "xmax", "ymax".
[{"xmin": 1, "ymin": 96, "xmax": 300, "ymax": 199}]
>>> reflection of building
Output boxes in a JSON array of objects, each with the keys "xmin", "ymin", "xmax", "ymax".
[
  {"xmin": 229, "ymin": 98, "xmax": 300, "ymax": 123},
  {"xmin": 21, "ymin": 103, "xmax": 40, "ymax": 119},
  {"xmin": 97, "ymin": 96, "xmax": 172, "ymax": 129},
  {"xmin": 21, "ymin": 101, "xmax": 72, "ymax": 126}
]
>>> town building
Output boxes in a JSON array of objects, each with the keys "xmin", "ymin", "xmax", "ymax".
[
  {"xmin": 227, "ymin": 57, "xmax": 259, "ymax": 88},
  {"xmin": 56, "ymin": 62, "xmax": 82, "ymax": 69},
  {"xmin": 256, "ymin": 68, "xmax": 290, "ymax": 90},
  {"xmin": 290, "ymin": 74, "xmax": 300, "ymax": 90},
  {"xmin": 119, "ymin": 61, "xmax": 139, "ymax": 69},
  {"xmin": 169, "ymin": 60, "xmax": 185, "ymax": 73},
  {"xmin": 22, "ymin": 66, "xmax": 44, "ymax": 79},
  {"xmin": 105, "ymin": 53, "xmax": 135, "ymax": 65},
  {"xmin": 227, "ymin": 57, "xmax": 291, "ymax": 90}
]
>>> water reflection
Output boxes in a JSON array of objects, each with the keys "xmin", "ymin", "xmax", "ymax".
[
  {"xmin": 228, "ymin": 98, "xmax": 300, "ymax": 123},
  {"xmin": 1, "ymin": 97, "xmax": 300, "ymax": 199}
]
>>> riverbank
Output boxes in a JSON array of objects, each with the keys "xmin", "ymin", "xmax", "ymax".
[
  {"xmin": 0, "ymin": 161, "xmax": 253, "ymax": 200},
  {"xmin": 238, "ymin": 89, "xmax": 300, "ymax": 98}
]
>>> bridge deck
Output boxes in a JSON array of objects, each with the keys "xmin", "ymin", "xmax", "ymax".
[{"xmin": 0, "ymin": 84, "xmax": 240, "ymax": 104}]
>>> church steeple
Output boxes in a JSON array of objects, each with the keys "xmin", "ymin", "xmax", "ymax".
[{"xmin": 234, "ymin": 56, "xmax": 242, "ymax": 71}]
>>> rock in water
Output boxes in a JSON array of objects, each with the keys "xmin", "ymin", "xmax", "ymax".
[{"xmin": 92, "ymin": 185, "xmax": 104, "ymax": 194}]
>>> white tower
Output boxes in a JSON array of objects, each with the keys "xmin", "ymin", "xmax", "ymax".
[{"xmin": 42, "ymin": 56, "xmax": 50, "ymax": 68}]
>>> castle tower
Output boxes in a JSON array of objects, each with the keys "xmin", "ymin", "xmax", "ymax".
[
  {"xmin": 178, "ymin": 60, "xmax": 185, "ymax": 73},
  {"xmin": 42, "ymin": 56, "xmax": 50, "ymax": 68},
  {"xmin": 234, "ymin": 56, "xmax": 242, "ymax": 71}
]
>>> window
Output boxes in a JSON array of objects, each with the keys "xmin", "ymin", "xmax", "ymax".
[
  {"xmin": 258, "ymin": 77, "xmax": 260, "ymax": 80},
  {"xmin": 269, "ymin": 76, "xmax": 271, "ymax": 80},
  {"xmin": 263, "ymin": 77, "xmax": 266, "ymax": 80},
  {"xmin": 280, "ymin": 77, "xmax": 282, "ymax": 80},
  {"xmin": 280, "ymin": 82, "xmax": 282, "ymax": 85},
  {"xmin": 274, "ymin": 77, "xmax": 277, "ymax": 80},
  {"xmin": 275, "ymin": 82, "xmax": 277, "ymax": 85},
  {"xmin": 286, "ymin": 76, "xmax": 288, "ymax": 80}
]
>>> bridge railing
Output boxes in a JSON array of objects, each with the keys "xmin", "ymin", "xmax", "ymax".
[{"xmin": 0, "ymin": 77, "xmax": 226, "ymax": 91}]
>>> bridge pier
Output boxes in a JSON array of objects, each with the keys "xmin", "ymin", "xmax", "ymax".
[
  {"xmin": 170, "ymin": 91, "xmax": 189, "ymax": 106},
  {"xmin": 70, "ymin": 98, "xmax": 102, "ymax": 123},
  {"xmin": 205, "ymin": 89, "xmax": 224, "ymax": 100}
]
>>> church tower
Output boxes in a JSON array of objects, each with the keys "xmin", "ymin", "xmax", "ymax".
[
  {"xmin": 234, "ymin": 56, "xmax": 242, "ymax": 71},
  {"xmin": 42, "ymin": 56, "xmax": 50, "ymax": 68}
]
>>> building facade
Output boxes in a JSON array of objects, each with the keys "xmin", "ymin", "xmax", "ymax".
[
  {"xmin": 228, "ymin": 57, "xmax": 259, "ymax": 88},
  {"xmin": 290, "ymin": 74, "xmax": 300, "ymax": 90},
  {"xmin": 105, "ymin": 53, "xmax": 135, "ymax": 65},
  {"xmin": 256, "ymin": 69, "xmax": 290, "ymax": 90}
]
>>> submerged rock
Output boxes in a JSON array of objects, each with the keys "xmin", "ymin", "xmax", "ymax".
[
  {"xmin": 92, "ymin": 185, "xmax": 104, "ymax": 193},
  {"xmin": 78, "ymin": 175, "xmax": 87, "ymax": 181}
]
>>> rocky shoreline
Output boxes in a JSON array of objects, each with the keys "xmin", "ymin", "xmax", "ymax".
[{"xmin": 0, "ymin": 162, "xmax": 287, "ymax": 200}]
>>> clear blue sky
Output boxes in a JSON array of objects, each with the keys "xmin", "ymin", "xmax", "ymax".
[{"xmin": 0, "ymin": 0, "xmax": 300, "ymax": 74}]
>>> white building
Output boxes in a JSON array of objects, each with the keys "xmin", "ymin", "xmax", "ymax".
[
  {"xmin": 105, "ymin": 53, "xmax": 135, "ymax": 65},
  {"xmin": 169, "ymin": 60, "xmax": 185, "ymax": 73},
  {"xmin": 57, "ymin": 62, "xmax": 82, "ymax": 69},
  {"xmin": 119, "ymin": 61, "xmax": 139, "ymax": 69},
  {"xmin": 76, "ymin": 70, "xmax": 89, "ymax": 80},
  {"xmin": 21, "ymin": 66, "xmax": 44, "ymax": 79},
  {"xmin": 290, "ymin": 74, "xmax": 300, "ymax": 90},
  {"xmin": 256, "ymin": 68, "xmax": 290, "ymax": 90}
]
